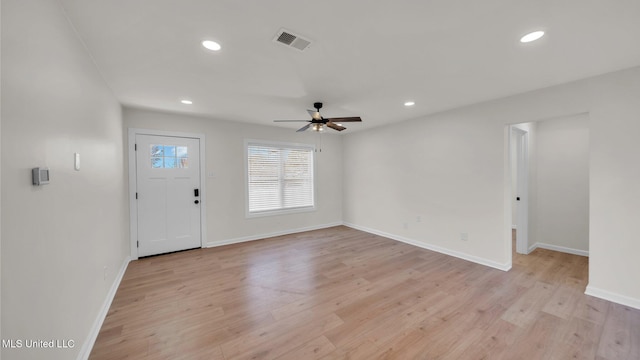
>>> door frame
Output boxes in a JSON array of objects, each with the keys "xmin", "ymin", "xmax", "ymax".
[
  {"xmin": 510, "ymin": 126, "xmax": 530, "ymax": 255},
  {"xmin": 128, "ymin": 128, "xmax": 207, "ymax": 260}
]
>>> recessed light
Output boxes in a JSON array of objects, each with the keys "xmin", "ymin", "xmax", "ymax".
[
  {"xmin": 181, "ymin": 100, "xmax": 193, "ymax": 105},
  {"xmin": 202, "ymin": 40, "xmax": 221, "ymax": 51},
  {"xmin": 520, "ymin": 31, "xmax": 544, "ymax": 43},
  {"xmin": 404, "ymin": 101, "xmax": 415, "ymax": 107}
]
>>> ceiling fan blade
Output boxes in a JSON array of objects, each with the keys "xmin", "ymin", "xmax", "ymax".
[
  {"xmin": 326, "ymin": 116, "xmax": 362, "ymax": 122},
  {"xmin": 307, "ymin": 109, "xmax": 322, "ymax": 120},
  {"xmin": 296, "ymin": 123, "xmax": 312, "ymax": 132},
  {"xmin": 326, "ymin": 122, "xmax": 346, "ymax": 131},
  {"xmin": 274, "ymin": 120, "xmax": 310, "ymax": 122}
]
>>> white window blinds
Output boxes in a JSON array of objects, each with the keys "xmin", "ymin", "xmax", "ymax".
[{"xmin": 247, "ymin": 142, "xmax": 314, "ymax": 214}]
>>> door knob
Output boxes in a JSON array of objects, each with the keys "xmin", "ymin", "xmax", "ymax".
[{"xmin": 194, "ymin": 200, "xmax": 199, "ymax": 204}]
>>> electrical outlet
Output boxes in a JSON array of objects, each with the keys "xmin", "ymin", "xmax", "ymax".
[
  {"xmin": 460, "ymin": 232, "xmax": 468, "ymax": 241},
  {"xmin": 416, "ymin": 216, "xmax": 421, "ymax": 223},
  {"xmin": 403, "ymin": 222, "xmax": 408, "ymax": 230},
  {"xmin": 103, "ymin": 266, "xmax": 108, "ymax": 280}
]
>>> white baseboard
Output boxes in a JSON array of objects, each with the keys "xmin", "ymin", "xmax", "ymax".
[
  {"xmin": 585, "ymin": 285, "xmax": 640, "ymax": 310},
  {"xmin": 77, "ymin": 257, "xmax": 131, "ymax": 360},
  {"xmin": 204, "ymin": 222, "xmax": 343, "ymax": 248},
  {"xmin": 343, "ymin": 222, "xmax": 511, "ymax": 272},
  {"xmin": 531, "ymin": 242, "xmax": 589, "ymax": 257}
]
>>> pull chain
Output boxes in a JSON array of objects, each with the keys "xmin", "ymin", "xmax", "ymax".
[{"xmin": 315, "ymin": 131, "xmax": 322, "ymax": 152}]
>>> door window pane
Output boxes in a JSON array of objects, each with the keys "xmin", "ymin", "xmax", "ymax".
[
  {"xmin": 164, "ymin": 157, "xmax": 176, "ymax": 168},
  {"xmin": 163, "ymin": 145, "xmax": 176, "ymax": 157},
  {"xmin": 177, "ymin": 146, "xmax": 188, "ymax": 157},
  {"xmin": 151, "ymin": 145, "xmax": 164, "ymax": 156},
  {"xmin": 151, "ymin": 157, "xmax": 163, "ymax": 168}
]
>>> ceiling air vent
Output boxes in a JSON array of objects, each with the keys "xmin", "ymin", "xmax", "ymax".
[{"xmin": 273, "ymin": 29, "xmax": 312, "ymax": 52}]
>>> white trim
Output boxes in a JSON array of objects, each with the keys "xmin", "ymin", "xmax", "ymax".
[
  {"xmin": 343, "ymin": 222, "xmax": 512, "ymax": 272},
  {"xmin": 245, "ymin": 138, "xmax": 316, "ymax": 151},
  {"xmin": 246, "ymin": 206, "xmax": 316, "ymax": 219},
  {"xmin": 127, "ymin": 130, "xmax": 137, "ymax": 259},
  {"xmin": 128, "ymin": 128, "xmax": 207, "ymax": 260},
  {"xmin": 503, "ymin": 126, "xmax": 514, "ymax": 269},
  {"xmin": 529, "ymin": 242, "xmax": 589, "ymax": 257},
  {"xmin": 205, "ymin": 222, "xmax": 342, "ymax": 248},
  {"xmin": 77, "ymin": 257, "xmax": 130, "ymax": 360},
  {"xmin": 585, "ymin": 285, "xmax": 640, "ymax": 310}
]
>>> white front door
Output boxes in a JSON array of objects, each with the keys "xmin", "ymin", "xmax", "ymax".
[{"xmin": 135, "ymin": 134, "xmax": 202, "ymax": 257}]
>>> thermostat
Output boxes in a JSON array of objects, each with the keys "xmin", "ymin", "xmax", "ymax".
[{"xmin": 32, "ymin": 167, "xmax": 50, "ymax": 185}]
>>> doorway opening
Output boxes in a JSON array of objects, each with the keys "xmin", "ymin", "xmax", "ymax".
[
  {"xmin": 511, "ymin": 126, "xmax": 530, "ymax": 255},
  {"xmin": 506, "ymin": 114, "xmax": 590, "ymax": 268}
]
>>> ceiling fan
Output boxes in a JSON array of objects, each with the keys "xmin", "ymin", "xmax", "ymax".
[{"xmin": 274, "ymin": 102, "xmax": 362, "ymax": 132}]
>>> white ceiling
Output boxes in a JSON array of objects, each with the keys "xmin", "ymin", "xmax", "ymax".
[{"xmin": 58, "ymin": 0, "xmax": 640, "ymax": 132}]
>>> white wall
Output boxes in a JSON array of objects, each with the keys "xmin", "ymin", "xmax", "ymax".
[
  {"xmin": 534, "ymin": 114, "xmax": 589, "ymax": 254},
  {"xmin": 343, "ymin": 66, "xmax": 640, "ymax": 308},
  {"xmin": 344, "ymin": 109, "xmax": 511, "ymax": 269},
  {"xmin": 586, "ymin": 70, "xmax": 640, "ymax": 307},
  {"xmin": 1, "ymin": 1, "xmax": 129, "ymax": 359},
  {"xmin": 124, "ymin": 107, "xmax": 343, "ymax": 247}
]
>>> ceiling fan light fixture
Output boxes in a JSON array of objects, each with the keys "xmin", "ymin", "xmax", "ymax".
[
  {"xmin": 520, "ymin": 30, "xmax": 545, "ymax": 43},
  {"xmin": 202, "ymin": 40, "xmax": 221, "ymax": 51},
  {"xmin": 273, "ymin": 103, "xmax": 362, "ymax": 133}
]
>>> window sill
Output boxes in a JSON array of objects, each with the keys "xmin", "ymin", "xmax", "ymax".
[{"xmin": 246, "ymin": 206, "xmax": 316, "ymax": 218}]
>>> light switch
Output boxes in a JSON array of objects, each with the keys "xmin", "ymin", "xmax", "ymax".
[{"xmin": 74, "ymin": 153, "xmax": 80, "ymax": 171}]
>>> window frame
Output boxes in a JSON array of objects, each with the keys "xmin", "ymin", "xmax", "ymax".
[{"xmin": 244, "ymin": 139, "xmax": 316, "ymax": 218}]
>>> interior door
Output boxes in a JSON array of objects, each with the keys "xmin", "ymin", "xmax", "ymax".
[
  {"xmin": 512, "ymin": 127, "xmax": 529, "ymax": 254},
  {"xmin": 135, "ymin": 134, "xmax": 201, "ymax": 257}
]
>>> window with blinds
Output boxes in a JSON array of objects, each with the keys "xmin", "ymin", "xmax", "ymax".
[{"xmin": 246, "ymin": 141, "xmax": 315, "ymax": 215}]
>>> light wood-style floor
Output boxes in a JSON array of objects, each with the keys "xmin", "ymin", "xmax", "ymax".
[{"xmin": 90, "ymin": 226, "xmax": 640, "ymax": 359}]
